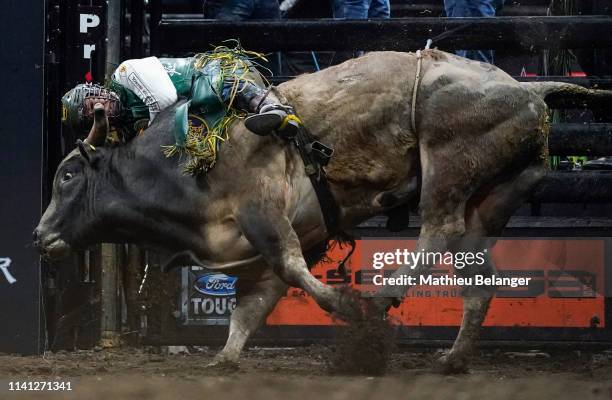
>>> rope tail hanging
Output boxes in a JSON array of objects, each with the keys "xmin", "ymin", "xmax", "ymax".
[
  {"xmin": 336, "ymin": 234, "xmax": 356, "ymax": 280},
  {"xmin": 320, "ymin": 232, "xmax": 356, "ymax": 280}
]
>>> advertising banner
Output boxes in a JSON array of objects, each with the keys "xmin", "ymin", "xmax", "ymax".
[
  {"xmin": 180, "ymin": 266, "xmax": 237, "ymax": 325},
  {"xmin": 181, "ymin": 238, "xmax": 607, "ymax": 329}
]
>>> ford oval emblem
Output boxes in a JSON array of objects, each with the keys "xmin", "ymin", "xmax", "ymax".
[{"xmin": 194, "ymin": 273, "xmax": 237, "ymax": 296}]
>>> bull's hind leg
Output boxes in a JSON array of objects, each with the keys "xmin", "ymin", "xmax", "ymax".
[
  {"xmin": 207, "ymin": 266, "xmax": 288, "ymax": 369},
  {"xmin": 436, "ymin": 235, "xmax": 496, "ymax": 374},
  {"xmin": 373, "ymin": 144, "xmax": 477, "ymax": 306},
  {"xmin": 437, "ymin": 162, "xmax": 546, "ymax": 373}
]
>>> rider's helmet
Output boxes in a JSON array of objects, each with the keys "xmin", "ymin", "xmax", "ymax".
[{"xmin": 61, "ymin": 83, "xmax": 123, "ymax": 137}]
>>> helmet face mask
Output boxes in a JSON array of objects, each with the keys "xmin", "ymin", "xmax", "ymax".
[{"xmin": 61, "ymin": 83, "xmax": 123, "ymax": 138}]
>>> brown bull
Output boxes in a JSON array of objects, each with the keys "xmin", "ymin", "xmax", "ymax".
[{"xmin": 35, "ymin": 49, "xmax": 605, "ymax": 372}]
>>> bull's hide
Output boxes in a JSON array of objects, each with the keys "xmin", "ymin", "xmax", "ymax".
[{"xmin": 37, "ymin": 49, "xmax": 605, "ymax": 372}]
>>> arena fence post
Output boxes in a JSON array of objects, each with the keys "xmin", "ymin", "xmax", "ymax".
[{"xmin": 98, "ymin": 0, "xmax": 123, "ymax": 348}]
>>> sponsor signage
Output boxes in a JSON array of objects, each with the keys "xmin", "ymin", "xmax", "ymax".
[
  {"xmin": 181, "ymin": 267, "xmax": 236, "ymax": 325},
  {"xmin": 179, "ymin": 239, "xmax": 607, "ymax": 329},
  {"xmin": 64, "ymin": 5, "xmax": 107, "ymax": 87},
  {"xmin": 193, "ymin": 273, "xmax": 237, "ymax": 297},
  {"xmin": 266, "ymin": 239, "xmax": 607, "ymax": 328}
]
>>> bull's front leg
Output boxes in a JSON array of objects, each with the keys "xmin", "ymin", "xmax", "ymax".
[
  {"xmin": 207, "ymin": 265, "xmax": 288, "ymax": 369},
  {"xmin": 237, "ymin": 206, "xmax": 350, "ymax": 317}
]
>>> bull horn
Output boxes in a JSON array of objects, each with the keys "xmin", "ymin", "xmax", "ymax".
[{"xmin": 84, "ymin": 103, "xmax": 109, "ymax": 147}]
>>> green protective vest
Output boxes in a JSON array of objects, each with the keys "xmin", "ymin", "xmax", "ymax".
[
  {"xmin": 109, "ymin": 57, "xmax": 231, "ymax": 147},
  {"xmin": 159, "ymin": 57, "xmax": 228, "ymax": 147}
]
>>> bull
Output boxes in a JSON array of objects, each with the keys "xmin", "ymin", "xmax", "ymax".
[{"xmin": 34, "ymin": 50, "xmax": 609, "ymax": 372}]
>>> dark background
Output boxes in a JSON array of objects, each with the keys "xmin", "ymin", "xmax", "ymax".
[{"xmin": 0, "ymin": 0, "xmax": 45, "ymax": 355}]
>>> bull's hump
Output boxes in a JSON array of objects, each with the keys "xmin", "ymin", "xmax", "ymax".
[{"xmin": 279, "ymin": 51, "xmax": 415, "ymax": 110}]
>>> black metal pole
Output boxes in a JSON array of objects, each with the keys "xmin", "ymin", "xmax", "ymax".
[
  {"xmin": 130, "ymin": 0, "xmax": 144, "ymax": 58},
  {"xmin": 549, "ymin": 123, "xmax": 612, "ymax": 156},
  {"xmin": 149, "ymin": 0, "xmax": 162, "ymax": 56},
  {"xmin": 533, "ymin": 171, "xmax": 612, "ymax": 203},
  {"xmin": 108, "ymin": 0, "xmax": 122, "ymax": 76}
]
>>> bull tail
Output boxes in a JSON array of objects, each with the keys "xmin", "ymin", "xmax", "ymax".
[{"xmin": 521, "ymin": 81, "xmax": 612, "ymax": 107}]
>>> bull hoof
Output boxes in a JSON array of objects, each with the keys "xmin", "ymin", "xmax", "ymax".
[
  {"xmin": 204, "ymin": 357, "xmax": 240, "ymax": 372},
  {"xmin": 435, "ymin": 352, "xmax": 470, "ymax": 375}
]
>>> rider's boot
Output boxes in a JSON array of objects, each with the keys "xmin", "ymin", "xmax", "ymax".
[{"xmin": 244, "ymin": 94, "xmax": 291, "ymax": 136}]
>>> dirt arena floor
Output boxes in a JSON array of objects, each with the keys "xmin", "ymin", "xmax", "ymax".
[{"xmin": 2, "ymin": 346, "xmax": 612, "ymax": 399}]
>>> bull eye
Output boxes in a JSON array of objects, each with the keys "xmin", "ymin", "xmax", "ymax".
[{"xmin": 62, "ymin": 172, "xmax": 73, "ymax": 182}]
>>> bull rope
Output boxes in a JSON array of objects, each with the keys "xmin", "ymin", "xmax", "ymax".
[{"xmin": 411, "ymin": 39, "xmax": 432, "ymax": 134}]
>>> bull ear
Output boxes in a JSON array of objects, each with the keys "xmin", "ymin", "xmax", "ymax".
[
  {"xmin": 85, "ymin": 103, "xmax": 109, "ymax": 147},
  {"xmin": 76, "ymin": 139, "xmax": 89, "ymax": 162}
]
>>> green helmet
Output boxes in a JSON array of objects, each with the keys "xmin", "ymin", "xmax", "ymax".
[{"xmin": 61, "ymin": 83, "xmax": 122, "ymax": 135}]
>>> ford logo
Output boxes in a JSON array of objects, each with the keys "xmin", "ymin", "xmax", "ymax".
[{"xmin": 194, "ymin": 273, "xmax": 237, "ymax": 296}]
